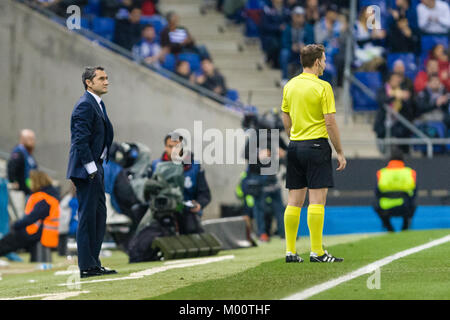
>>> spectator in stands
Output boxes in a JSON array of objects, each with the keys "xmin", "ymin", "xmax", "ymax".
[
  {"xmin": 392, "ymin": 59, "xmax": 415, "ymax": 94},
  {"xmin": 7, "ymin": 129, "xmax": 38, "ymax": 196},
  {"xmin": 386, "ymin": 16, "xmax": 419, "ymax": 53},
  {"xmin": 114, "ymin": 7, "xmax": 143, "ymax": 51},
  {"xmin": 354, "ymin": 6, "xmax": 386, "ymax": 72},
  {"xmin": 151, "ymin": 133, "xmax": 211, "ymax": 235},
  {"xmin": 279, "ymin": 6, "xmax": 315, "ymax": 85},
  {"xmin": 132, "ymin": 24, "xmax": 165, "ymax": 67},
  {"xmin": 374, "ymin": 149, "xmax": 417, "ymax": 232},
  {"xmin": 374, "ymin": 72, "xmax": 416, "ymax": 153},
  {"xmin": 141, "ymin": 0, "xmax": 159, "ymax": 16},
  {"xmin": 111, "ymin": 0, "xmax": 136, "ymax": 19},
  {"xmin": 195, "ymin": 58, "xmax": 228, "ymax": 96},
  {"xmin": 0, "ymin": 171, "xmax": 60, "ymax": 258},
  {"xmin": 427, "ymin": 44, "xmax": 450, "ymax": 91},
  {"xmin": 260, "ymin": 0, "xmax": 291, "ymax": 68},
  {"xmin": 314, "ymin": 4, "xmax": 341, "ymax": 59},
  {"xmin": 417, "ymin": 0, "xmax": 450, "ymax": 35},
  {"xmin": 160, "ymin": 11, "xmax": 210, "ymax": 59},
  {"xmin": 388, "ymin": 0, "xmax": 419, "ymax": 31},
  {"xmin": 414, "ymin": 58, "xmax": 440, "ymax": 92},
  {"xmin": 175, "ymin": 60, "xmax": 196, "ymax": 84},
  {"xmin": 304, "ymin": 0, "xmax": 320, "ymax": 24},
  {"xmin": 415, "ymin": 74, "xmax": 449, "ymax": 122}
]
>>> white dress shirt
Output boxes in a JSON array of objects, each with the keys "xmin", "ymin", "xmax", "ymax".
[
  {"xmin": 84, "ymin": 90, "xmax": 108, "ymax": 175},
  {"xmin": 417, "ymin": 1, "xmax": 450, "ymax": 34}
]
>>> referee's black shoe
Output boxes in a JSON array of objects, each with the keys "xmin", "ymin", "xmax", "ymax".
[
  {"xmin": 310, "ymin": 250, "xmax": 343, "ymax": 263},
  {"xmin": 286, "ymin": 253, "xmax": 304, "ymax": 263}
]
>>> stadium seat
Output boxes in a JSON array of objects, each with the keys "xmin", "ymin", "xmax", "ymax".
[
  {"xmin": 161, "ymin": 53, "xmax": 176, "ymax": 72},
  {"xmin": 350, "ymin": 72, "xmax": 383, "ymax": 111},
  {"xmin": 387, "ymin": 53, "xmax": 418, "ymax": 80},
  {"xmin": 178, "ymin": 53, "xmax": 201, "ymax": 73},
  {"xmin": 92, "ymin": 17, "xmax": 116, "ymax": 42},
  {"xmin": 413, "ymin": 121, "xmax": 447, "ymax": 154},
  {"xmin": 83, "ymin": 0, "xmax": 101, "ymax": 16},
  {"xmin": 226, "ymin": 89, "xmax": 240, "ymax": 102},
  {"xmin": 421, "ymin": 35, "xmax": 449, "ymax": 54},
  {"xmin": 80, "ymin": 17, "xmax": 90, "ymax": 30}
]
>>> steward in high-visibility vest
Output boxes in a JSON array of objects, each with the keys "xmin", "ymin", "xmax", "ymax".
[
  {"xmin": 0, "ymin": 171, "xmax": 60, "ymax": 258},
  {"xmin": 374, "ymin": 152, "xmax": 417, "ymax": 232}
]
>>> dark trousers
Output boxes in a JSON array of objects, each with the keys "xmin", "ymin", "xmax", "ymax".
[
  {"xmin": 0, "ymin": 230, "xmax": 36, "ymax": 257},
  {"xmin": 375, "ymin": 201, "xmax": 416, "ymax": 232},
  {"xmin": 71, "ymin": 163, "xmax": 106, "ymax": 270}
]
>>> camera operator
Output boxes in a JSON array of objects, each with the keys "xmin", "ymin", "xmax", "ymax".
[
  {"xmin": 151, "ymin": 132, "xmax": 211, "ymax": 235},
  {"xmin": 104, "ymin": 143, "xmax": 149, "ymax": 232},
  {"xmin": 242, "ymin": 109, "xmax": 287, "ymax": 242}
]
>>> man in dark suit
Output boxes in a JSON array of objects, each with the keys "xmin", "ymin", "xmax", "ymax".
[{"xmin": 67, "ymin": 66, "xmax": 117, "ymax": 278}]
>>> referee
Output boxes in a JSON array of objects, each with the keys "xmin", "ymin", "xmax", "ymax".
[{"xmin": 280, "ymin": 44, "xmax": 346, "ymax": 263}]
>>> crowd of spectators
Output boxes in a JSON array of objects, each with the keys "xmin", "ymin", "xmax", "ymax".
[
  {"xmin": 216, "ymin": 0, "xmax": 450, "ymax": 153},
  {"xmin": 30, "ymin": 0, "xmax": 234, "ymax": 102}
]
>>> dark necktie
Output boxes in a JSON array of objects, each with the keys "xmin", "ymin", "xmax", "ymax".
[{"xmin": 99, "ymin": 101, "xmax": 107, "ymax": 120}]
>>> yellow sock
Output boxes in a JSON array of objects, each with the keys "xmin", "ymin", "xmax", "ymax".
[
  {"xmin": 307, "ymin": 204, "xmax": 325, "ymax": 256},
  {"xmin": 284, "ymin": 205, "xmax": 301, "ymax": 254}
]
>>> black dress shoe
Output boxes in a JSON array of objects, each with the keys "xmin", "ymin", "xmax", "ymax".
[
  {"xmin": 80, "ymin": 267, "xmax": 103, "ymax": 278},
  {"xmin": 99, "ymin": 266, "xmax": 117, "ymax": 275}
]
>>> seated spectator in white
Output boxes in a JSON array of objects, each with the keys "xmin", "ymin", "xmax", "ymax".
[
  {"xmin": 195, "ymin": 58, "xmax": 228, "ymax": 96},
  {"xmin": 175, "ymin": 60, "xmax": 196, "ymax": 84},
  {"xmin": 114, "ymin": 7, "xmax": 143, "ymax": 51},
  {"xmin": 386, "ymin": 16, "xmax": 419, "ymax": 53},
  {"xmin": 417, "ymin": 0, "xmax": 450, "ymax": 34},
  {"xmin": 132, "ymin": 24, "xmax": 164, "ymax": 67},
  {"xmin": 415, "ymin": 74, "xmax": 449, "ymax": 122},
  {"xmin": 414, "ymin": 58, "xmax": 440, "ymax": 92},
  {"xmin": 354, "ymin": 6, "xmax": 386, "ymax": 71}
]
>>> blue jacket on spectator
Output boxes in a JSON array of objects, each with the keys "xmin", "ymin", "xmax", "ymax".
[{"xmin": 281, "ymin": 23, "xmax": 315, "ymax": 50}]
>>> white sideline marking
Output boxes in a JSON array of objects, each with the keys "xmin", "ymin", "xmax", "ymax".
[
  {"xmin": 0, "ymin": 291, "xmax": 90, "ymax": 300},
  {"xmin": 57, "ymin": 255, "xmax": 235, "ymax": 287},
  {"xmin": 284, "ymin": 234, "xmax": 450, "ymax": 300}
]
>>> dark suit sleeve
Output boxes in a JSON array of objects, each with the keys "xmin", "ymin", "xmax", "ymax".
[
  {"xmin": 72, "ymin": 102, "xmax": 95, "ymax": 166},
  {"xmin": 195, "ymin": 168, "xmax": 211, "ymax": 209},
  {"xmin": 13, "ymin": 200, "xmax": 50, "ymax": 230}
]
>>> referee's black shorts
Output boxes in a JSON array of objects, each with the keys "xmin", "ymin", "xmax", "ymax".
[{"xmin": 286, "ymin": 138, "xmax": 334, "ymax": 190}]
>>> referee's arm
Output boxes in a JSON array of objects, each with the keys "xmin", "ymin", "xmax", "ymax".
[
  {"xmin": 322, "ymin": 83, "xmax": 346, "ymax": 171},
  {"xmin": 324, "ymin": 113, "xmax": 346, "ymax": 171}
]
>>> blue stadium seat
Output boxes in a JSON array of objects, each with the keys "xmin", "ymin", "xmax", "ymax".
[
  {"xmin": 387, "ymin": 53, "xmax": 418, "ymax": 80},
  {"xmin": 245, "ymin": 0, "xmax": 265, "ymax": 9},
  {"xmin": 92, "ymin": 17, "xmax": 116, "ymax": 42},
  {"xmin": 161, "ymin": 53, "xmax": 176, "ymax": 72},
  {"xmin": 413, "ymin": 121, "xmax": 447, "ymax": 154},
  {"xmin": 351, "ymin": 72, "xmax": 383, "ymax": 111},
  {"xmin": 140, "ymin": 15, "xmax": 167, "ymax": 35},
  {"xmin": 178, "ymin": 53, "xmax": 201, "ymax": 73},
  {"xmin": 83, "ymin": 0, "xmax": 101, "ymax": 16},
  {"xmin": 421, "ymin": 35, "xmax": 449, "ymax": 54},
  {"xmin": 80, "ymin": 17, "xmax": 90, "ymax": 30},
  {"xmin": 226, "ymin": 89, "xmax": 240, "ymax": 102}
]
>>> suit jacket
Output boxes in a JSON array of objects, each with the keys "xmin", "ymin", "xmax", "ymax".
[{"xmin": 67, "ymin": 91, "xmax": 114, "ymax": 179}]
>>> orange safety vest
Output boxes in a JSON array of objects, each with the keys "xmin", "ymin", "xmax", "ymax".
[{"xmin": 24, "ymin": 191, "xmax": 60, "ymax": 248}]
